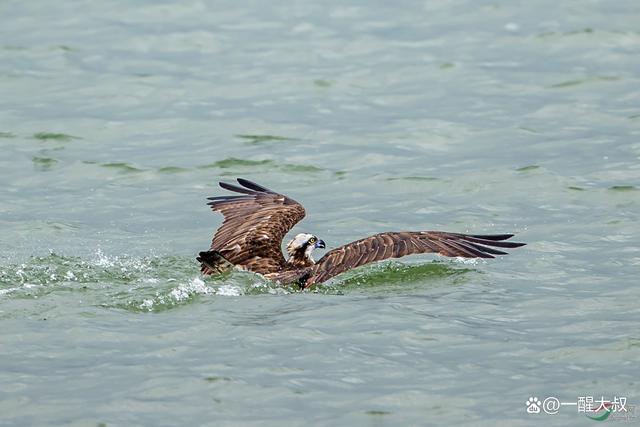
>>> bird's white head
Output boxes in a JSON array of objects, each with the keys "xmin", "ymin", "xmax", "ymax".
[{"xmin": 286, "ymin": 233, "xmax": 326, "ymax": 265}]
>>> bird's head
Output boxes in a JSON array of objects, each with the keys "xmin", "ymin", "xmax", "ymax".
[{"xmin": 286, "ymin": 233, "xmax": 326, "ymax": 264}]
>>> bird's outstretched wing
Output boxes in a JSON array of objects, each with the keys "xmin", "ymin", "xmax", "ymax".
[
  {"xmin": 305, "ymin": 231, "xmax": 525, "ymax": 286},
  {"xmin": 202, "ymin": 178, "xmax": 306, "ymax": 274}
]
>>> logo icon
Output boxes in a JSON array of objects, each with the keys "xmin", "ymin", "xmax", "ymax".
[
  {"xmin": 526, "ymin": 397, "xmax": 541, "ymax": 414},
  {"xmin": 586, "ymin": 401, "xmax": 613, "ymax": 422}
]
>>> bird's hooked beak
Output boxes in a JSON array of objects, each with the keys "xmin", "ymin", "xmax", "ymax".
[{"xmin": 314, "ymin": 239, "xmax": 326, "ymax": 249}]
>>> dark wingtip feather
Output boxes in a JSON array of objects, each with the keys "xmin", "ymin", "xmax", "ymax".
[
  {"xmin": 207, "ymin": 195, "xmax": 253, "ymax": 201},
  {"xmin": 237, "ymin": 178, "xmax": 272, "ymax": 193},
  {"xmin": 464, "ymin": 241, "xmax": 509, "ymax": 256},
  {"xmin": 470, "ymin": 234, "xmax": 514, "ymax": 241},
  {"xmin": 449, "ymin": 240, "xmax": 496, "ymax": 258},
  {"xmin": 206, "ymin": 195, "xmax": 253, "ymax": 205},
  {"xmin": 196, "ymin": 251, "xmax": 210, "ymax": 263},
  {"xmin": 468, "ymin": 239, "xmax": 525, "ymax": 248},
  {"xmin": 464, "ymin": 234, "xmax": 526, "ymax": 248},
  {"xmin": 219, "ymin": 181, "xmax": 257, "ymax": 195}
]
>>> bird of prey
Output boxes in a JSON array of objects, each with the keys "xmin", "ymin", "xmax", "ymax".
[{"xmin": 197, "ymin": 178, "xmax": 525, "ymax": 288}]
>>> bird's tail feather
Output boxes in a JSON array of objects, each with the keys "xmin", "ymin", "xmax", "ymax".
[{"xmin": 197, "ymin": 250, "xmax": 234, "ymax": 275}]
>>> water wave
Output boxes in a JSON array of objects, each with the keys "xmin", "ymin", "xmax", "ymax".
[{"xmin": 0, "ymin": 251, "xmax": 475, "ymax": 312}]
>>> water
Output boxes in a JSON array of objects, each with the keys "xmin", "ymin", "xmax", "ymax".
[{"xmin": 1, "ymin": 0, "xmax": 639, "ymax": 425}]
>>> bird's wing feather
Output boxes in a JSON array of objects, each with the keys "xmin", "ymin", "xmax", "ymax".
[
  {"xmin": 307, "ymin": 231, "xmax": 525, "ymax": 285},
  {"xmin": 206, "ymin": 178, "xmax": 306, "ymax": 273}
]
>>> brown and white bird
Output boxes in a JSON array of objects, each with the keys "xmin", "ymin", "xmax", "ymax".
[{"xmin": 197, "ymin": 178, "xmax": 525, "ymax": 288}]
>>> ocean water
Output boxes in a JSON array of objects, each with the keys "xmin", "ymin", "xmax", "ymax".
[{"xmin": 1, "ymin": 1, "xmax": 639, "ymax": 426}]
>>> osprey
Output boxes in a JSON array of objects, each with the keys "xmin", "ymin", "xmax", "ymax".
[{"xmin": 197, "ymin": 178, "xmax": 525, "ymax": 288}]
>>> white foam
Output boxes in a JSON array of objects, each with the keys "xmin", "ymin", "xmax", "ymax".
[
  {"xmin": 267, "ymin": 286, "xmax": 290, "ymax": 295},
  {"xmin": 215, "ymin": 284, "xmax": 243, "ymax": 296},
  {"xmin": 92, "ymin": 249, "xmax": 114, "ymax": 267},
  {"xmin": 91, "ymin": 250, "xmax": 151, "ymax": 272},
  {"xmin": 137, "ymin": 277, "xmax": 214, "ymax": 310},
  {"xmin": 454, "ymin": 257, "xmax": 480, "ymax": 265},
  {"xmin": 169, "ymin": 277, "xmax": 212, "ymax": 301},
  {"xmin": 139, "ymin": 299, "xmax": 154, "ymax": 310},
  {"xmin": 0, "ymin": 283, "xmax": 39, "ymax": 298}
]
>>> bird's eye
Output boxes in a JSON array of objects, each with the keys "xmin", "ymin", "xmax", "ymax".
[{"xmin": 308, "ymin": 237, "xmax": 316, "ymax": 244}]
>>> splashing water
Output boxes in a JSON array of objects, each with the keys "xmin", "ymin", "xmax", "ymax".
[{"xmin": 0, "ymin": 251, "xmax": 474, "ymax": 314}]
